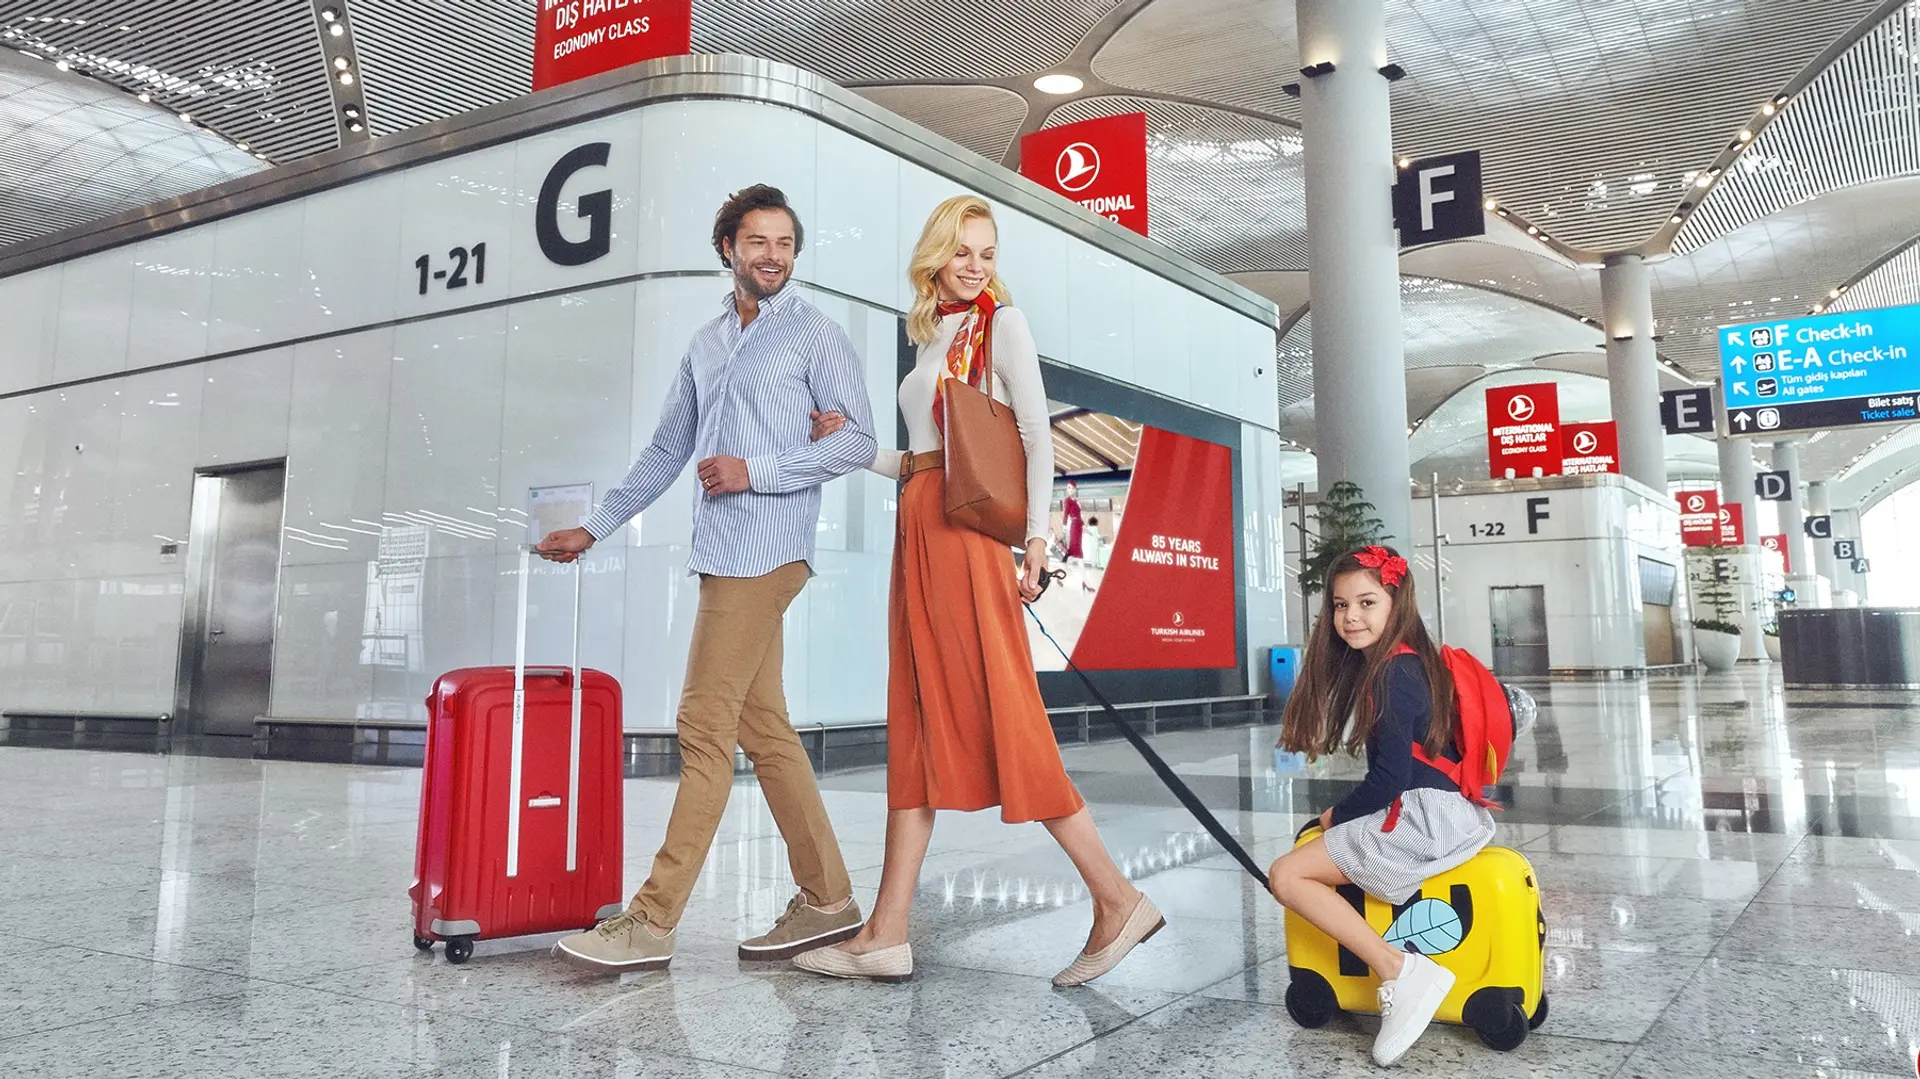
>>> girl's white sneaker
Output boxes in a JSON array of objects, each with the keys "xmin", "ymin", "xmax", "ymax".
[{"xmin": 1372, "ymin": 952, "xmax": 1455, "ymax": 1066}]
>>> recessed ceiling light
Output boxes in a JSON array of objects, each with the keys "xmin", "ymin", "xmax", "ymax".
[
  {"xmin": 329, "ymin": 23, "xmax": 344, "ymax": 37},
  {"xmin": 53, "ymin": 59, "xmax": 68, "ymax": 70},
  {"xmin": 1670, "ymin": 214, "xmax": 1683, "ymax": 224},
  {"xmin": 1396, "ymin": 156, "xmax": 1411, "ymax": 169},
  {"xmin": 338, "ymin": 71, "xmax": 354, "ymax": 85},
  {"xmin": 1526, "ymin": 225, "xmax": 1540, "ymax": 236},
  {"xmin": 236, "ymin": 142, "xmax": 248, "ymax": 150},
  {"xmin": 1033, "ymin": 73, "xmax": 1083, "ymax": 95},
  {"xmin": 136, "ymin": 92, "xmax": 150, "ymax": 102},
  {"xmin": 179, "ymin": 112, "xmax": 192, "ymax": 123},
  {"xmin": 1738, "ymin": 129, "xmax": 1753, "ymax": 142},
  {"xmin": 1483, "ymin": 198, "xmax": 1497, "ymax": 210},
  {"xmin": 333, "ymin": 56, "xmax": 349, "ymax": 70},
  {"xmin": 320, "ymin": 7, "xmax": 339, "ymax": 20},
  {"xmin": 349, "ymin": 121, "xmax": 364, "ymax": 133}
]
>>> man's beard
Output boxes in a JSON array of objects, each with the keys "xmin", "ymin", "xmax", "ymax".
[{"xmin": 735, "ymin": 262, "xmax": 790, "ymax": 299}]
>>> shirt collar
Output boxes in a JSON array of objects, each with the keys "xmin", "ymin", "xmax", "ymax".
[{"xmin": 722, "ymin": 283, "xmax": 801, "ymax": 322}]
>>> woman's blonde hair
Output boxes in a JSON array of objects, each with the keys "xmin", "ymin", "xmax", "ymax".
[{"xmin": 906, "ymin": 195, "xmax": 1012, "ymax": 345}]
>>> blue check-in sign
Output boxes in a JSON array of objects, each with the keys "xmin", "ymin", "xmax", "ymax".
[{"xmin": 1719, "ymin": 303, "xmax": 1920, "ymax": 435}]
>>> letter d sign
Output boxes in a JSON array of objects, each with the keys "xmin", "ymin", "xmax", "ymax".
[{"xmin": 1754, "ymin": 470, "xmax": 1792, "ymax": 502}]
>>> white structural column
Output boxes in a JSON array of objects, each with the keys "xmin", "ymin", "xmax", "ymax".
[
  {"xmin": 1600, "ymin": 254, "xmax": 1666, "ymax": 490},
  {"xmin": 1831, "ymin": 506, "xmax": 1867, "ymax": 601},
  {"xmin": 1297, "ymin": 0, "xmax": 1411, "ymax": 545},
  {"xmin": 1807, "ymin": 480, "xmax": 1836, "ymax": 596},
  {"xmin": 1772, "ymin": 439, "xmax": 1812, "ymax": 584},
  {"xmin": 1712, "ymin": 380, "xmax": 1765, "ymax": 659}
]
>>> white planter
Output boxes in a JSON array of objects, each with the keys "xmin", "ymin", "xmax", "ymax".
[
  {"xmin": 1694, "ymin": 627, "xmax": 1742, "ymax": 672},
  {"xmin": 1764, "ymin": 634, "xmax": 1781, "ymax": 662}
]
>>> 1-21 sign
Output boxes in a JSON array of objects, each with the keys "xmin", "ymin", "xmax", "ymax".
[{"xmin": 415, "ymin": 243, "xmax": 488, "ymax": 295}]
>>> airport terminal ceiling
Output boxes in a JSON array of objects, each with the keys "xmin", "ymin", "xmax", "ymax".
[{"xmin": 2, "ymin": 0, "xmax": 1918, "ymax": 504}]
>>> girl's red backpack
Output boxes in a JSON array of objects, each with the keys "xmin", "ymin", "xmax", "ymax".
[{"xmin": 1410, "ymin": 646, "xmax": 1515, "ymax": 809}]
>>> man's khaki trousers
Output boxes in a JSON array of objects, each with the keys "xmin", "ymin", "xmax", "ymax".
[{"xmin": 629, "ymin": 561, "xmax": 852, "ymax": 927}]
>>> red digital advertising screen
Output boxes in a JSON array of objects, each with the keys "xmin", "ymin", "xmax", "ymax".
[{"xmin": 1026, "ymin": 415, "xmax": 1236, "ymax": 672}]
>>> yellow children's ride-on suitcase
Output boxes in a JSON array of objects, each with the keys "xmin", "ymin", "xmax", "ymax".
[{"xmin": 1282, "ymin": 823, "xmax": 1549, "ymax": 1051}]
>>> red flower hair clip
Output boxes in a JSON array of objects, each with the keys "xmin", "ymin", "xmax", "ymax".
[{"xmin": 1354, "ymin": 546, "xmax": 1408, "ymax": 588}]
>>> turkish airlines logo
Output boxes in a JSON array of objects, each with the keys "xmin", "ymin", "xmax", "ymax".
[
  {"xmin": 1172, "ymin": 611, "xmax": 1185, "ymax": 627},
  {"xmin": 1506, "ymin": 394, "xmax": 1537, "ymax": 422},
  {"xmin": 1763, "ymin": 536, "xmax": 1782, "ymax": 551},
  {"xmin": 1571, "ymin": 430, "xmax": 1598, "ymax": 455},
  {"xmin": 1686, "ymin": 495, "xmax": 1707, "ymax": 513},
  {"xmin": 1055, "ymin": 142, "xmax": 1101, "ymax": 192},
  {"xmin": 1718, "ymin": 508, "xmax": 1732, "ymax": 524}
]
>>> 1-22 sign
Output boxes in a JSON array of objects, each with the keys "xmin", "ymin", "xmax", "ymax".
[
  {"xmin": 415, "ymin": 244, "xmax": 488, "ymax": 295},
  {"xmin": 1468, "ymin": 522, "xmax": 1507, "ymax": 538}
]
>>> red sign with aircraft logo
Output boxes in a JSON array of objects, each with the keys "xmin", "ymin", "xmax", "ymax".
[
  {"xmin": 1677, "ymin": 489, "xmax": 1721, "ymax": 547},
  {"xmin": 1487, "ymin": 383, "xmax": 1562, "ymax": 479},
  {"xmin": 1761, "ymin": 533, "xmax": 1792, "ymax": 575},
  {"xmin": 533, "ymin": 0, "xmax": 692, "ymax": 91},
  {"xmin": 1559, "ymin": 421, "xmax": 1619, "ymax": 475},
  {"xmin": 1718, "ymin": 502, "xmax": 1746, "ymax": 546},
  {"xmin": 1019, "ymin": 113, "xmax": 1149, "ymax": 236}
]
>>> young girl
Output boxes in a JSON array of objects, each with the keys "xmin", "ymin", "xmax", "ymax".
[{"xmin": 1267, "ymin": 545, "xmax": 1496, "ymax": 1067}]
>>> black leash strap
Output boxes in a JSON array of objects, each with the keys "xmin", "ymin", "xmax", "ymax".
[{"xmin": 1026, "ymin": 569, "xmax": 1271, "ymax": 888}]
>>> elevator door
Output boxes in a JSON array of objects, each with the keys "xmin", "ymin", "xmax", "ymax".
[
  {"xmin": 183, "ymin": 465, "xmax": 285, "ymax": 737},
  {"xmin": 1489, "ymin": 586, "xmax": 1549, "ymax": 678}
]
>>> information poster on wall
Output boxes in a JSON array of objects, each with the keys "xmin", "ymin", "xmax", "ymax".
[
  {"xmin": 1019, "ymin": 113, "xmax": 1149, "ymax": 236},
  {"xmin": 1025, "ymin": 423, "xmax": 1235, "ymax": 671},
  {"xmin": 1487, "ymin": 383, "xmax": 1562, "ymax": 479},
  {"xmin": 533, "ymin": 0, "xmax": 692, "ymax": 91},
  {"xmin": 1677, "ymin": 489, "xmax": 1721, "ymax": 547},
  {"xmin": 1559, "ymin": 420, "xmax": 1619, "ymax": 475}
]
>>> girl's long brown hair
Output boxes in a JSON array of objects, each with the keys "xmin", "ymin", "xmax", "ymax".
[{"xmin": 1279, "ymin": 546, "xmax": 1455, "ymax": 760}]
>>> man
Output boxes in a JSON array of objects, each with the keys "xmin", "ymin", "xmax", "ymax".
[{"xmin": 539, "ymin": 185, "xmax": 878, "ymax": 973}]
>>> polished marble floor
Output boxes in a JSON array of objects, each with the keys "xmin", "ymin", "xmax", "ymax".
[{"xmin": 3, "ymin": 667, "xmax": 1918, "ymax": 1077}]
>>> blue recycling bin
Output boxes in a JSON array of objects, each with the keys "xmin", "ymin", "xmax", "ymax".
[{"xmin": 1268, "ymin": 645, "xmax": 1302, "ymax": 704}]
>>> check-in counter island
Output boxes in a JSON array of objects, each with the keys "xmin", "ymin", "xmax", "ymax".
[{"xmin": 1778, "ymin": 608, "xmax": 1920, "ymax": 688}]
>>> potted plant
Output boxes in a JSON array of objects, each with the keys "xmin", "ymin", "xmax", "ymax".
[
  {"xmin": 1762, "ymin": 620, "xmax": 1780, "ymax": 662},
  {"xmin": 1690, "ymin": 551, "xmax": 1744, "ymax": 672},
  {"xmin": 1299, "ymin": 480, "xmax": 1388, "ymax": 601}
]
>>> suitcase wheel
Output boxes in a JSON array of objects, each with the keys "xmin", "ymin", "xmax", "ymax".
[
  {"xmin": 412, "ymin": 935, "xmax": 435, "ymax": 953},
  {"xmin": 1463, "ymin": 987, "xmax": 1529, "ymax": 1052},
  {"xmin": 1283, "ymin": 968, "xmax": 1338, "ymax": 1029},
  {"xmin": 1527, "ymin": 993, "xmax": 1549, "ymax": 1031},
  {"xmin": 445, "ymin": 936, "xmax": 475, "ymax": 965}
]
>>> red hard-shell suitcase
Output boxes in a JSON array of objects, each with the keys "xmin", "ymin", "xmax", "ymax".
[{"xmin": 409, "ymin": 551, "xmax": 625, "ymax": 964}]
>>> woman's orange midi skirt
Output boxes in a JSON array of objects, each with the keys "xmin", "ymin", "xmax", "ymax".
[{"xmin": 888, "ymin": 469, "xmax": 1086, "ymax": 824}]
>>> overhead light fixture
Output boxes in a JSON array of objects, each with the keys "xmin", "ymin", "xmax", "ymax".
[
  {"xmin": 179, "ymin": 111, "xmax": 192, "ymax": 123},
  {"xmin": 1612, "ymin": 332, "xmax": 1635, "ymax": 342},
  {"xmin": 1762, "ymin": 102, "xmax": 1776, "ymax": 116},
  {"xmin": 1300, "ymin": 61, "xmax": 1335, "ymax": 78},
  {"xmin": 136, "ymin": 91, "xmax": 150, "ymax": 102},
  {"xmin": 54, "ymin": 59, "xmax": 68, "ymax": 70},
  {"xmin": 1829, "ymin": 288, "xmax": 1842, "ymax": 298},
  {"xmin": 1484, "ymin": 198, "xmax": 1498, "ymax": 210},
  {"xmin": 1495, "ymin": 208, "xmax": 1510, "ymax": 217},
  {"xmin": 342, "ymin": 104, "xmax": 361, "ymax": 119},
  {"xmin": 320, "ymin": 6, "xmax": 339, "ymax": 20},
  {"xmin": 1378, "ymin": 63, "xmax": 1406, "ymax": 81},
  {"xmin": 1281, "ymin": 82, "xmax": 1301, "ymax": 98},
  {"xmin": 338, "ymin": 71, "xmax": 354, "ymax": 85},
  {"xmin": 329, "ymin": 23, "xmax": 344, "ymax": 37},
  {"xmin": 1773, "ymin": 93, "xmax": 1790, "ymax": 107},
  {"xmin": 349, "ymin": 121, "xmax": 364, "ymax": 133},
  {"xmin": 1032, "ymin": 73, "xmax": 1082, "ymax": 95},
  {"xmin": 1526, "ymin": 225, "xmax": 1540, "ymax": 236},
  {"xmin": 1694, "ymin": 174, "xmax": 1713, "ymax": 189},
  {"xmin": 1738, "ymin": 129, "xmax": 1754, "ymax": 142},
  {"xmin": 1670, "ymin": 214, "xmax": 1684, "ymax": 224},
  {"xmin": 1396, "ymin": 156, "xmax": 1411, "ymax": 169},
  {"xmin": 333, "ymin": 56, "xmax": 349, "ymax": 70},
  {"xmin": 236, "ymin": 142, "xmax": 248, "ymax": 151}
]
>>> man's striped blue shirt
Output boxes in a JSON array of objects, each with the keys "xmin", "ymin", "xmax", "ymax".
[{"xmin": 583, "ymin": 286, "xmax": 878, "ymax": 577}]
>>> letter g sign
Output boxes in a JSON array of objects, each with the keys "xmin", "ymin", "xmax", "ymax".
[{"xmin": 536, "ymin": 142, "xmax": 612, "ymax": 267}]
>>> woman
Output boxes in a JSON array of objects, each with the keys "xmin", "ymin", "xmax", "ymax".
[
  {"xmin": 1061, "ymin": 481, "xmax": 1085, "ymax": 563},
  {"xmin": 796, "ymin": 194, "xmax": 1161, "ymax": 985}
]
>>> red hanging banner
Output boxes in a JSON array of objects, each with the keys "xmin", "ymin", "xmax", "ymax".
[
  {"xmin": 533, "ymin": 0, "xmax": 692, "ymax": 92},
  {"xmin": 1019, "ymin": 113, "xmax": 1149, "ymax": 236},
  {"xmin": 1761, "ymin": 534, "xmax": 1792, "ymax": 575},
  {"xmin": 1487, "ymin": 383, "xmax": 1562, "ymax": 479},
  {"xmin": 1559, "ymin": 421, "xmax": 1620, "ymax": 475},
  {"xmin": 1718, "ymin": 502, "xmax": 1746, "ymax": 546},
  {"xmin": 1677, "ymin": 489, "xmax": 1721, "ymax": 547}
]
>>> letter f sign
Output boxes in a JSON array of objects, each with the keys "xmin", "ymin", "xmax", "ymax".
[{"xmin": 1419, "ymin": 164, "xmax": 1457, "ymax": 232}]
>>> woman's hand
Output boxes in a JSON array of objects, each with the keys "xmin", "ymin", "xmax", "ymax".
[
  {"xmin": 1019, "ymin": 538, "xmax": 1049, "ymax": 602},
  {"xmin": 810, "ymin": 410, "xmax": 848, "ymax": 442}
]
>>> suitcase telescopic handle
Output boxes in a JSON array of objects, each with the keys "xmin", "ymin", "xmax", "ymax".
[{"xmin": 508, "ymin": 546, "xmax": 586, "ymax": 879}]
